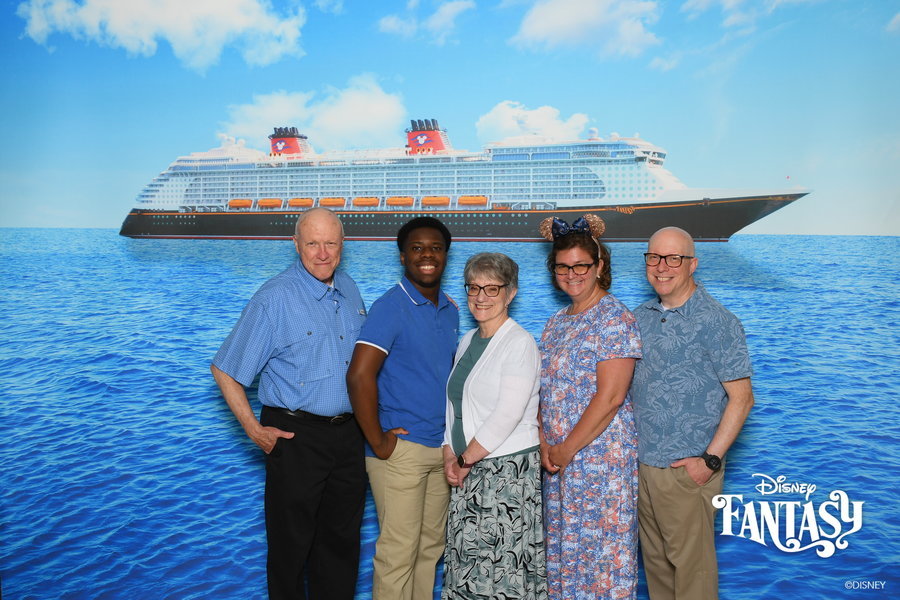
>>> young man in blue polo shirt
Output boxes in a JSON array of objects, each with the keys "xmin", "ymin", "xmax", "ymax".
[{"xmin": 347, "ymin": 217, "xmax": 459, "ymax": 600}]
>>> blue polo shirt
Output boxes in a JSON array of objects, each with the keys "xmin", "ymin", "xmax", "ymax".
[
  {"xmin": 631, "ymin": 281, "xmax": 752, "ymax": 467},
  {"xmin": 212, "ymin": 260, "xmax": 366, "ymax": 416},
  {"xmin": 357, "ymin": 276, "xmax": 459, "ymax": 453}
]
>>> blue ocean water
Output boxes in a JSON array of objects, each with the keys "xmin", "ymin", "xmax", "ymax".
[{"xmin": 1, "ymin": 229, "xmax": 898, "ymax": 599}]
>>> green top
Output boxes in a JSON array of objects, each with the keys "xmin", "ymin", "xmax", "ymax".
[{"xmin": 447, "ymin": 334, "xmax": 492, "ymax": 455}]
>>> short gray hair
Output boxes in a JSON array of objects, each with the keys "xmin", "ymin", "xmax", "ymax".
[{"xmin": 463, "ymin": 252, "xmax": 519, "ymax": 290}]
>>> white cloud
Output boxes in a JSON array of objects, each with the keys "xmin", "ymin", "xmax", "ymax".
[
  {"xmin": 475, "ymin": 101, "xmax": 589, "ymax": 143},
  {"xmin": 378, "ymin": 0, "xmax": 475, "ymax": 45},
  {"xmin": 649, "ymin": 54, "xmax": 680, "ymax": 71},
  {"xmin": 314, "ymin": 0, "xmax": 344, "ymax": 14},
  {"xmin": 511, "ymin": 0, "xmax": 661, "ymax": 58},
  {"xmin": 220, "ymin": 74, "xmax": 407, "ymax": 152},
  {"xmin": 425, "ymin": 1, "xmax": 476, "ymax": 44},
  {"xmin": 887, "ymin": 12, "xmax": 900, "ymax": 34},
  {"xmin": 682, "ymin": 0, "xmax": 821, "ymax": 30},
  {"xmin": 16, "ymin": 0, "xmax": 305, "ymax": 71},
  {"xmin": 378, "ymin": 14, "xmax": 418, "ymax": 37}
]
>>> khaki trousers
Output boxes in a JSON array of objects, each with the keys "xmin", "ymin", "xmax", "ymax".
[
  {"xmin": 367, "ymin": 439, "xmax": 450, "ymax": 600},
  {"xmin": 638, "ymin": 462, "xmax": 725, "ymax": 600}
]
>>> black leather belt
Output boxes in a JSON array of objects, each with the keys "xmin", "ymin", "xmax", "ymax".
[{"xmin": 273, "ymin": 407, "xmax": 353, "ymax": 425}]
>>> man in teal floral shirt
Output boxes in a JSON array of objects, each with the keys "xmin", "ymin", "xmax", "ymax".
[{"xmin": 631, "ymin": 226, "xmax": 755, "ymax": 600}]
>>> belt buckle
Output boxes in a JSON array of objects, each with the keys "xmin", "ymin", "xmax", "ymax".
[{"xmin": 330, "ymin": 414, "xmax": 346, "ymax": 425}]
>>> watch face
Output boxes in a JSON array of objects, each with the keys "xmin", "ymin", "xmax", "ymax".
[
  {"xmin": 705, "ymin": 454, "xmax": 722, "ymax": 471},
  {"xmin": 457, "ymin": 455, "xmax": 465, "ymax": 468}
]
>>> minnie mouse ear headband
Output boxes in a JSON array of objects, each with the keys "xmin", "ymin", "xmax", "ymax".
[{"xmin": 539, "ymin": 214, "xmax": 606, "ymax": 241}]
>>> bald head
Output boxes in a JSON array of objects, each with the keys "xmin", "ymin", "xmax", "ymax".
[
  {"xmin": 646, "ymin": 226, "xmax": 698, "ymax": 309},
  {"xmin": 295, "ymin": 207, "xmax": 344, "ymax": 238},
  {"xmin": 293, "ymin": 208, "xmax": 344, "ymax": 284},
  {"xmin": 648, "ymin": 227, "xmax": 695, "ymax": 257}
]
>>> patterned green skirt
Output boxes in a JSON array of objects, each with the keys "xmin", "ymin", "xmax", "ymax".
[{"xmin": 442, "ymin": 449, "xmax": 547, "ymax": 599}]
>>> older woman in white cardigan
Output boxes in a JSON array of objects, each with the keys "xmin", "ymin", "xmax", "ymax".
[{"xmin": 441, "ymin": 252, "xmax": 547, "ymax": 599}]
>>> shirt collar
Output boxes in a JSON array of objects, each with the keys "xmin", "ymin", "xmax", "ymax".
[
  {"xmin": 399, "ymin": 275, "xmax": 448, "ymax": 308},
  {"xmin": 643, "ymin": 280, "xmax": 707, "ymax": 316},
  {"xmin": 293, "ymin": 260, "xmax": 344, "ymax": 301}
]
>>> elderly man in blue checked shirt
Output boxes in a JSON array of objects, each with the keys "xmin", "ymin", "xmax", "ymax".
[
  {"xmin": 630, "ymin": 226, "xmax": 755, "ymax": 600},
  {"xmin": 211, "ymin": 207, "xmax": 367, "ymax": 600}
]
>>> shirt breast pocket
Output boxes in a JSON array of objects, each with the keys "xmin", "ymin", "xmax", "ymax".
[{"xmin": 281, "ymin": 326, "xmax": 334, "ymax": 384}]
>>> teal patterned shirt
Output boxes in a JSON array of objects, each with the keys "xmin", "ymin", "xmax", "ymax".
[{"xmin": 630, "ymin": 282, "xmax": 753, "ymax": 468}]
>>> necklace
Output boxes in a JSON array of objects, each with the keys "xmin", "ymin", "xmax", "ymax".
[{"xmin": 567, "ymin": 284, "xmax": 607, "ymax": 315}]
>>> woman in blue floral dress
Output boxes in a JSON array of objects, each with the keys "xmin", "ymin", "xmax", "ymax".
[{"xmin": 538, "ymin": 215, "xmax": 642, "ymax": 600}]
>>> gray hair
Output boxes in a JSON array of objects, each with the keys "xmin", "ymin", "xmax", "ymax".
[{"xmin": 464, "ymin": 252, "xmax": 519, "ymax": 290}]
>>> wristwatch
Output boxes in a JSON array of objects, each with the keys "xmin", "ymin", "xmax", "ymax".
[
  {"xmin": 457, "ymin": 454, "xmax": 477, "ymax": 468},
  {"xmin": 701, "ymin": 451, "xmax": 722, "ymax": 472}
]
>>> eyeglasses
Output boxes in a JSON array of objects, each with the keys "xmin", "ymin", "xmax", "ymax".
[
  {"xmin": 644, "ymin": 253, "xmax": 694, "ymax": 267},
  {"xmin": 553, "ymin": 262, "xmax": 595, "ymax": 276},
  {"xmin": 464, "ymin": 283, "xmax": 508, "ymax": 297}
]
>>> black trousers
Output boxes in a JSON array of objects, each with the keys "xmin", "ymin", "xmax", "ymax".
[{"xmin": 260, "ymin": 406, "xmax": 366, "ymax": 600}]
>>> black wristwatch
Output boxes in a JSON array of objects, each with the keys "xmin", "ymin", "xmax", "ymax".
[
  {"xmin": 457, "ymin": 454, "xmax": 477, "ymax": 468},
  {"xmin": 701, "ymin": 451, "xmax": 722, "ymax": 472}
]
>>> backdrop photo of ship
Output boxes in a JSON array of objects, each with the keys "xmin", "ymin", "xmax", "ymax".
[{"xmin": 119, "ymin": 119, "xmax": 806, "ymax": 242}]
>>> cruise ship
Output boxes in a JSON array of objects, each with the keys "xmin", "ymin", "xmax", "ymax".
[{"xmin": 118, "ymin": 119, "xmax": 807, "ymax": 241}]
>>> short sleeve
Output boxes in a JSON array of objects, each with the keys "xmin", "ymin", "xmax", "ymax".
[
  {"xmin": 595, "ymin": 304, "xmax": 642, "ymax": 361},
  {"xmin": 356, "ymin": 295, "xmax": 402, "ymax": 355},
  {"xmin": 212, "ymin": 299, "xmax": 276, "ymax": 386},
  {"xmin": 704, "ymin": 311, "xmax": 752, "ymax": 383}
]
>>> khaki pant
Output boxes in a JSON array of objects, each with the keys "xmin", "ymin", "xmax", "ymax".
[
  {"xmin": 638, "ymin": 462, "xmax": 725, "ymax": 600},
  {"xmin": 367, "ymin": 439, "xmax": 450, "ymax": 600}
]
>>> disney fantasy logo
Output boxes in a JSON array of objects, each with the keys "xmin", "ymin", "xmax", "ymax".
[{"xmin": 712, "ymin": 473, "xmax": 864, "ymax": 558}]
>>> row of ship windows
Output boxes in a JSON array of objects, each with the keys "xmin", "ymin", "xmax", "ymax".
[
  {"xmin": 174, "ymin": 191, "xmax": 604, "ymax": 202},
  {"xmin": 144, "ymin": 191, "xmax": 602, "ymax": 205},
  {"xmin": 189, "ymin": 182, "xmax": 606, "ymax": 194},
  {"xmin": 172, "ymin": 158, "xmax": 626, "ymax": 173},
  {"xmin": 168, "ymin": 164, "xmax": 603, "ymax": 178}
]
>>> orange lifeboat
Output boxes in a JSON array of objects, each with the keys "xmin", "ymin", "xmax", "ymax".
[
  {"xmin": 287, "ymin": 197, "xmax": 314, "ymax": 208},
  {"xmin": 352, "ymin": 197, "xmax": 380, "ymax": 207},
  {"xmin": 422, "ymin": 196, "xmax": 450, "ymax": 206},
  {"xmin": 320, "ymin": 197, "xmax": 346, "ymax": 207},
  {"xmin": 258, "ymin": 198, "xmax": 282, "ymax": 208},
  {"xmin": 386, "ymin": 196, "xmax": 414, "ymax": 206},
  {"xmin": 458, "ymin": 195, "xmax": 488, "ymax": 206},
  {"xmin": 229, "ymin": 198, "xmax": 252, "ymax": 209}
]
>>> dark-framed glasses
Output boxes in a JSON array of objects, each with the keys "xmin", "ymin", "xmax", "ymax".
[
  {"xmin": 553, "ymin": 262, "xmax": 595, "ymax": 276},
  {"xmin": 644, "ymin": 253, "xmax": 694, "ymax": 267},
  {"xmin": 464, "ymin": 283, "xmax": 508, "ymax": 297}
]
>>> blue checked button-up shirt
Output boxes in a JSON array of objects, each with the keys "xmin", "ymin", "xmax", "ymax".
[
  {"xmin": 631, "ymin": 282, "xmax": 752, "ymax": 468},
  {"xmin": 213, "ymin": 260, "xmax": 366, "ymax": 415}
]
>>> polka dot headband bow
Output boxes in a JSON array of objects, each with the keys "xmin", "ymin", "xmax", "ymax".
[{"xmin": 551, "ymin": 217, "xmax": 590, "ymax": 239}]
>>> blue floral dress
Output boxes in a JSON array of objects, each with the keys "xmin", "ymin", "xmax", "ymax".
[{"xmin": 540, "ymin": 293, "xmax": 642, "ymax": 600}]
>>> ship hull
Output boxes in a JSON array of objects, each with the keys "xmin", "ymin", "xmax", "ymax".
[{"xmin": 119, "ymin": 193, "xmax": 804, "ymax": 242}]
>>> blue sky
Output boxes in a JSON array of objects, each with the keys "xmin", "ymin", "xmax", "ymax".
[{"xmin": 1, "ymin": 0, "xmax": 897, "ymax": 234}]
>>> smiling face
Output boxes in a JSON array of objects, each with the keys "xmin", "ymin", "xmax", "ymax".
[
  {"xmin": 293, "ymin": 209, "xmax": 343, "ymax": 285},
  {"xmin": 400, "ymin": 227, "xmax": 447, "ymax": 297},
  {"xmin": 466, "ymin": 273, "xmax": 516, "ymax": 336},
  {"xmin": 554, "ymin": 246, "xmax": 602, "ymax": 305},
  {"xmin": 646, "ymin": 227, "xmax": 698, "ymax": 308}
]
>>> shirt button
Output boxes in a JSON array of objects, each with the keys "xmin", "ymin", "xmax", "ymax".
[
  {"xmin": 339, "ymin": 335, "xmax": 344, "ymax": 340},
  {"xmin": 307, "ymin": 331, "xmax": 312, "ymax": 335},
  {"xmin": 661, "ymin": 318, "xmax": 667, "ymax": 323}
]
